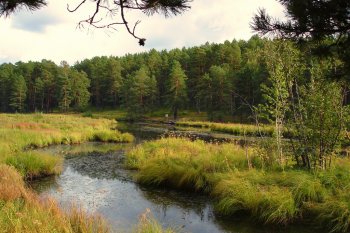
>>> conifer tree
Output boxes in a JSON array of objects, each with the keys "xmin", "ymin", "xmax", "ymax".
[
  {"xmin": 70, "ymin": 70, "xmax": 90, "ymax": 109},
  {"xmin": 9, "ymin": 74, "xmax": 27, "ymax": 112},
  {"xmin": 168, "ymin": 60, "xmax": 187, "ymax": 119},
  {"xmin": 57, "ymin": 74, "xmax": 71, "ymax": 112}
]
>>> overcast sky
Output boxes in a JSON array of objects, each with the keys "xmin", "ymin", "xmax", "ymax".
[{"xmin": 0, "ymin": 0, "xmax": 285, "ymax": 65}]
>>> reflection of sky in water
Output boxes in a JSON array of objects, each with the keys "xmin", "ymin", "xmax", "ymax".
[
  {"xmin": 34, "ymin": 148, "xmax": 228, "ymax": 233},
  {"xmin": 32, "ymin": 138, "xmax": 317, "ymax": 233},
  {"xmin": 43, "ymin": 166, "xmax": 112, "ymax": 212}
]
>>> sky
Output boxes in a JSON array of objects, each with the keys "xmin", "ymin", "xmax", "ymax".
[{"xmin": 0, "ymin": 0, "xmax": 285, "ymax": 65}]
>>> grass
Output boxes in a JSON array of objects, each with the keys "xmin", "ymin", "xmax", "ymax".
[
  {"xmin": 133, "ymin": 209, "xmax": 176, "ymax": 233},
  {"xmin": 81, "ymin": 109, "xmax": 128, "ymax": 120},
  {"xmin": 5, "ymin": 151, "xmax": 63, "ymax": 180},
  {"xmin": 176, "ymin": 120, "xmax": 275, "ymax": 137},
  {"xmin": 0, "ymin": 164, "xmax": 110, "ymax": 233},
  {"xmin": 0, "ymin": 113, "xmax": 136, "ymax": 233},
  {"xmin": 126, "ymin": 137, "xmax": 350, "ymax": 232},
  {"xmin": 81, "ymin": 108, "xmax": 209, "ymax": 122}
]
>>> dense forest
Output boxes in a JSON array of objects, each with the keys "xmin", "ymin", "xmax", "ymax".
[{"xmin": 0, "ymin": 35, "xmax": 348, "ymax": 121}]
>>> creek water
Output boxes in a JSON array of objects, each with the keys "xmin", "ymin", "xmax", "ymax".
[{"xmin": 30, "ymin": 123, "xmax": 315, "ymax": 233}]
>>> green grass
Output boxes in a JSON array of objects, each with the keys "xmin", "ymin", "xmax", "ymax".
[
  {"xmin": 0, "ymin": 113, "xmax": 133, "ymax": 155},
  {"xmin": 126, "ymin": 137, "xmax": 350, "ymax": 232},
  {"xmin": 176, "ymin": 121, "xmax": 275, "ymax": 137},
  {"xmin": 5, "ymin": 151, "xmax": 63, "ymax": 179}
]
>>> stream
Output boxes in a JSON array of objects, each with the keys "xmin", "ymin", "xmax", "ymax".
[{"xmin": 29, "ymin": 123, "xmax": 316, "ymax": 233}]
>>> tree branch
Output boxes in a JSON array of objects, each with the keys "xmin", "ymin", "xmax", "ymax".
[{"xmin": 66, "ymin": 0, "xmax": 191, "ymax": 45}]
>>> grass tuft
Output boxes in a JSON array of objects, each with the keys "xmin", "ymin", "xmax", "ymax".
[
  {"xmin": 6, "ymin": 152, "xmax": 62, "ymax": 179},
  {"xmin": 126, "ymin": 137, "xmax": 350, "ymax": 231},
  {"xmin": 133, "ymin": 209, "xmax": 176, "ymax": 233}
]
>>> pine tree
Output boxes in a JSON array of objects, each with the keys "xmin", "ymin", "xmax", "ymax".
[
  {"xmin": 57, "ymin": 74, "xmax": 72, "ymax": 112},
  {"xmin": 9, "ymin": 74, "xmax": 27, "ymax": 112},
  {"xmin": 127, "ymin": 66, "xmax": 157, "ymax": 118},
  {"xmin": 105, "ymin": 58, "xmax": 123, "ymax": 106},
  {"xmin": 168, "ymin": 60, "xmax": 187, "ymax": 119},
  {"xmin": 70, "ymin": 70, "xmax": 90, "ymax": 110}
]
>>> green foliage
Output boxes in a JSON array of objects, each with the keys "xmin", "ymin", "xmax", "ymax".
[
  {"xmin": 257, "ymin": 40, "xmax": 348, "ymax": 170},
  {"xmin": 69, "ymin": 69, "xmax": 91, "ymax": 110},
  {"xmin": 57, "ymin": 73, "xmax": 72, "ymax": 112},
  {"xmin": 167, "ymin": 60, "xmax": 187, "ymax": 119},
  {"xmin": 252, "ymin": 0, "xmax": 350, "ymax": 73},
  {"xmin": 9, "ymin": 74, "xmax": 27, "ymax": 112},
  {"xmin": 125, "ymin": 66, "xmax": 157, "ymax": 119},
  {"xmin": 0, "ymin": 37, "xmax": 270, "ymax": 119}
]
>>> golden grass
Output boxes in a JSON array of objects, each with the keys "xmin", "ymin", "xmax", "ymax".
[
  {"xmin": 133, "ymin": 209, "xmax": 176, "ymax": 233},
  {"xmin": 0, "ymin": 165, "xmax": 109, "ymax": 233}
]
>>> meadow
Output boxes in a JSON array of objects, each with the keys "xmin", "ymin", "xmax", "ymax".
[
  {"xmin": 0, "ymin": 113, "xmax": 133, "ymax": 178},
  {"xmin": 126, "ymin": 137, "xmax": 350, "ymax": 233}
]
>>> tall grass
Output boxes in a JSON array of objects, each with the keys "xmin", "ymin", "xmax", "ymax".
[
  {"xmin": 0, "ymin": 164, "xmax": 110, "ymax": 233},
  {"xmin": 133, "ymin": 209, "xmax": 176, "ymax": 233},
  {"xmin": 126, "ymin": 137, "xmax": 350, "ymax": 232}
]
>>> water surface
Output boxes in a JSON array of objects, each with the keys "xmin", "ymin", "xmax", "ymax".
[{"xmin": 30, "ymin": 124, "xmax": 317, "ymax": 233}]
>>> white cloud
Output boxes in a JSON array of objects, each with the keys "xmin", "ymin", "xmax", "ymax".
[
  {"xmin": 12, "ymin": 9, "xmax": 63, "ymax": 33},
  {"xmin": 0, "ymin": 0, "xmax": 285, "ymax": 65}
]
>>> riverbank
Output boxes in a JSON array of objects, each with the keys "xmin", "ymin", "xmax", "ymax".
[
  {"xmin": 0, "ymin": 113, "xmax": 133, "ymax": 232},
  {"xmin": 80, "ymin": 109, "xmax": 274, "ymax": 138},
  {"xmin": 175, "ymin": 121, "xmax": 274, "ymax": 137},
  {"xmin": 126, "ymin": 137, "xmax": 350, "ymax": 233}
]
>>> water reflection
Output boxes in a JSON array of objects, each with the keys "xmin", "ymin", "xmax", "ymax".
[
  {"xmin": 30, "ymin": 127, "xmax": 318, "ymax": 233},
  {"xmin": 30, "ymin": 143, "xmax": 232, "ymax": 233}
]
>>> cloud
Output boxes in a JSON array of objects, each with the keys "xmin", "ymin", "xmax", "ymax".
[
  {"xmin": 0, "ymin": 0, "xmax": 285, "ymax": 64},
  {"xmin": 11, "ymin": 9, "xmax": 62, "ymax": 33}
]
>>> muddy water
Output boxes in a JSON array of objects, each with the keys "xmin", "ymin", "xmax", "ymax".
[{"xmin": 30, "ymin": 123, "xmax": 315, "ymax": 233}]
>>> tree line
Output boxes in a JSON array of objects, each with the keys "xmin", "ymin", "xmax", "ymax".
[{"xmin": 0, "ymin": 35, "xmax": 348, "ymax": 122}]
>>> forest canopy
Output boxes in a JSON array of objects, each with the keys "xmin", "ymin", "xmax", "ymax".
[{"xmin": 0, "ymin": 36, "xmax": 347, "ymax": 123}]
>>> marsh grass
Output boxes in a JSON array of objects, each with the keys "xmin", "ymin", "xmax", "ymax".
[
  {"xmin": 126, "ymin": 137, "xmax": 350, "ymax": 232},
  {"xmin": 126, "ymin": 138, "xmax": 260, "ymax": 192},
  {"xmin": 176, "ymin": 121, "xmax": 275, "ymax": 137},
  {"xmin": 6, "ymin": 152, "xmax": 63, "ymax": 179},
  {"xmin": 0, "ymin": 113, "xmax": 133, "ymax": 177},
  {"xmin": 133, "ymin": 209, "xmax": 176, "ymax": 233},
  {"xmin": 0, "ymin": 113, "xmax": 135, "ymax": 233},
  {"xmin": 0, "ymin": 165, "xmax": 109, "ymax": 233}
]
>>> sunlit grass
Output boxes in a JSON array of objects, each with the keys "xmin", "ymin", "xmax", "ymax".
[
  {"xmin": 0, "ymin": 164, "xmax": 110, "ymax": 233},
  {"xmin": 133, "ymin": 209, "xmax": 176, "ymax": 233},
  {"xmin": 126, "ymin": 137, "xmax": 350, "ymax": 232},
  {"xmin": 6, "ymin": 151, "xmax": 63, "ymax": 179},
  {"xmin": 176, "ymin": 121, "xmax": 275, "ymax": 137}
]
